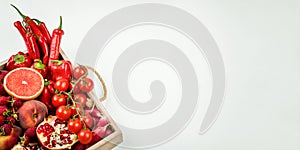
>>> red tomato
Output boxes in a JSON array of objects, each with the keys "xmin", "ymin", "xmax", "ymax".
[
  {"xmin": 70, "ymin": 103, "xmax": 82, "ymax": 116},
  {"xmin": 56, "ymin": 105, "xmax": 71, "ymax": 121},
  {"xmin": 69, "ymin": 81, "xmax": 80, "ymax": 94},
  {"xmin": 54, "ymin": 78, "xmax": 69, "ymax": 92},
  {"xmin": 74, "ymin": 93, "xmax": 87, "ymax": 107},
  {"xmin": 73, "ymin": 66, "xmax": 87, "ymax": 79},
  {"xmin": 51, "ymin": 94, "xmax": 66, "ymax": 107},
  {"xmin": 70, "ymin": 105, "xmax": 77, "ymax": 116},
  {"xmin": 68, "ymin": 118, "xmax": 83, "ymax": 133},
  {"xmin": 77, "ymin": 129, "xmax": 93, "ymax": 144},
  {"xmin": 78, "ymin": 77, "xmax": 94, "ymax": 93},
  {"xmin": 82, "ymin": 114, "xmax": 94, "ymax": 129}
]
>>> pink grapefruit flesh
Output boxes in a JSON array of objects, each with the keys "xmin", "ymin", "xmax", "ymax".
[{"xmin": 3, "ymin": 67, "xmax": 44, "ymax": 100}]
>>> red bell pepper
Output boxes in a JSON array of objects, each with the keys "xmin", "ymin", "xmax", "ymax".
[
  {"xmin": 31, "ymin": 59, "xmax": 47, "ymax": 78},
  {"xmin": 50, "ymin": 60, "xmax": 72, "ymax": 81},
  {"xmin": 6, "ymin": 52, "xmax": 32, "ymax": 71}
]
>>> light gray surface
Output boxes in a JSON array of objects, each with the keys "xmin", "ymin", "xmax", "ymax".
[{"xmin": 0, "ymin": 0, "xmax": 299, "ymax": 149}]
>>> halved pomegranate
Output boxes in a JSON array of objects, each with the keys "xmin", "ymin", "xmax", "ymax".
[{"xmin": 36, "ymin": 115, "xmax": 78, "ymax": 149}]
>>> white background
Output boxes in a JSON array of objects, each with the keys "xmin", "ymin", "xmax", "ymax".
[{"xmin": 0, "ymin": 0, "xmax": 299, "ymax": 150}]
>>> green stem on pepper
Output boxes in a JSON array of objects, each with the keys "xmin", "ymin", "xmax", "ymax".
[
  {"xmin": 13, "ymin": 54, "xmax": 25, "ymax": 64},
  {"xmin": 33, "ymin": 59, "xmax": 45, "ymax": 69},
  {"xmin": 51, "ymin": 60, "xmax": 63, "ymax": 66}
]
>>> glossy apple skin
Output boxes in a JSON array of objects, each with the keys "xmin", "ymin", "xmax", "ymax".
[
  {"xmin": 17, "ymin": 100, "xmax": 48, "ymax": 129},
  {"xmin": 0, "ymin": 126, "xmax": 22, "ymax": 150}
]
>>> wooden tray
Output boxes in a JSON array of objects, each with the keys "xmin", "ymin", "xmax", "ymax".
[{"xmin": 0, "ymin": 49, "xmax": 123, "ymax": 150}]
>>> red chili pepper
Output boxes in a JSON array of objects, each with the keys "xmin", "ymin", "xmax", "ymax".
[
  {"xmin": 39, "ymin": 80, "xmax": 55, "ymax": 113},
  {"xmin": 24, "ymin": 23, "xmax": 32, "ymax": 33},
  {"xmin": 13, "ymin": 21, "xmax": 27, "ymax": 41},
  {"xmin": 11, "ymin": 4, "xmax": 47, "ymax": 61},
  {"xmin": 26, "ymin": 33, "xmax": 40, "ymax": 60},
  {"xmin": 11, "ymin": 4, "xmax": 44, "ymax": 39},
  {"xmin": 49, "ymin": 16, "xmax": 64, "ymax": 66},
  {"xmin": 33, "ymin": 19, "xmax": 52, "ymax": 44},
  {"xmin": 45, "ymin": 80, "xmax": 55, "ymax": 95},
  {"xmin": 6, "ymin": 51, "xmax": 32, "ymax": 71},
  {"xmin": 31, "ymin": 59, "xmax": 48, "ymax": 78},
  {"xmin": 25, "ymin": 33, "xmax": 35, "ymax": 60},
  {"xmin": 38, "ymin": 36, "xmax": 49, "ymax": 65},
  {"xmin": 50, "ymin": 60, "xmax": 72, "ymax": 81},
  {"xmin": 14, "ymin": 21, "xmax": 34, "ymax": 58}
]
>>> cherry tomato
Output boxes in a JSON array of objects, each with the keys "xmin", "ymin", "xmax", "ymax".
[
  {"xmin": 68, "ymin": 118, "xmax": 83, "ymax": 133},
  {"xmin": 82, "ymin": 114, "xmax": 94, "ymax": 129},
  {"xmin": 51, "ymin": 94, "xmax": 66, "ymax": 107},
  {"xmin": 56, "ymin": 105, "xmax": 72, "ymax": 121},
  {"xmin": 73, "ymin": 66, "xmax": 87, "ymax": 79},
  {"xmin": 78, "ymin": 77, "xmax": 94, "ymax": 93},
  {"xmin": 74, "ymin": 93, "xmax": 87, "ymax": 107},
  {"xmin": 54, "ymin": 78, "xmax": 69, "ymax": 92},
  {"xmin": 70, "ymin": 105, "xmax": 77, "ymax": 116},
  {"xmin": 77, "ymin": 129, "xmax": 93, "ymax": 144},
  {"xmin": 70, "ymin": 103, "xmax": 82, "ymax": 116},
  {"xmin": 69, "ymin": 81, "xmax": 80, "ymax": 94}
]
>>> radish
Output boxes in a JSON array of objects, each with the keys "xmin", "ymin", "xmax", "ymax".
[
  {"xmin": 93, "ymin": 123, "xmax": 110, "ymax": 138},
  {"xmin": 93, "ymin": 126, "xmax": 106, "ymax": 138},
  {"xmin": 105, "ymin": 129, "xmax": 112, "ymax": 136},
  {"xmin": 90, "ymin": 108, "xmax": 102, "ymax": 118},
  {"xmin": 97, "ymin": 116, "xmax": 109, "ymax": 127}
]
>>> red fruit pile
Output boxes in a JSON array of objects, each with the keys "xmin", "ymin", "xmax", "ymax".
[{"xmin": 0, "ymin": 4, "xmax": 113, "ymax": 150}]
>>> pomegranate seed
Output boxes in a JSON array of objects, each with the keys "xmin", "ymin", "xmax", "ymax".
[
  {"xmin": 52, "ymin": 140, "xmax": 57, "ymax": 146},
  {"xmin": 68, "ymin": 140, "xmax": 72, "ymax": 144}
]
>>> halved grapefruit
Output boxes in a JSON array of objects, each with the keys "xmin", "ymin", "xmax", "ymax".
[{"xmin": 3, "ymin": 67, "xmax": 44, "ymax": 100}]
